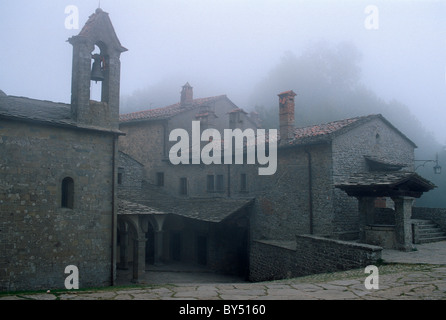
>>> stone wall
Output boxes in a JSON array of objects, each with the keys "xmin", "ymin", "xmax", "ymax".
[
  {"xmin": 119, "ymin": 97, "xmax": 260, "ymax": 195},
  {"xmin": 118, "ymin": 151, "xmax": 143, "ymax": 188},
  {"xmin": 249, "ymin": 143, "xmax": 334, "ymax": 241},
  {"xmin": 0, "ymin": 119, "xmax": 115, "ymax": 291},
  {"xmin": 332, "ymin": 117, "xmax": 415, "ymax": 234},
  {"xmin": 249, "ymin": 235, "xmax": 382, "ymax": 282},
  {"xmin": 119, "ymin": 120, "xmax": 166, "ymax": 182}
]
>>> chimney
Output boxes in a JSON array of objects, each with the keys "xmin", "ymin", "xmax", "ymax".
[
  {"xmin": 180, "ymin": 82, "xmax": 193, "ymax": 107},
  {"xmin": 278, "ymin": 90, "xmax": 296, "ymax": 143}
]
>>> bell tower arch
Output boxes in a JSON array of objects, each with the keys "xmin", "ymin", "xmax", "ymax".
[{"xmin": 68, "ymin": 8, "xmax": 127, "ymax": 130}]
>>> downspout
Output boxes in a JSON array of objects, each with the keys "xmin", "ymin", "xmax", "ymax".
[
  {"xmin": 305, "ymin": 149, "xmax": 314, "ymax": 234},
  {"xmin": 227, "ymin": 164, "xmax": 231, "ymax": 197},
  {"xmin": 111, "ymin": 133, "xmax": 117, "ymax": 286}
]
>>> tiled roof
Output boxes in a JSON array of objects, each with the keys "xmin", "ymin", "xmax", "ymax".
[
  {"xmin": 289, "ymin": 115, "xmax": 372, "ymax": 145},
  {"xmin": 285, "ymin": 114, "xmax": 416, "ymax": 148},
  {"xmin": 119, "ymin": 95, "xmax": 227, "ymax": 123}
]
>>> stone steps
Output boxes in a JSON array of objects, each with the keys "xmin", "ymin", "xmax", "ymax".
[{"xmin": 413, "ymin": 220, "xmax": 446, "ymax": 244}]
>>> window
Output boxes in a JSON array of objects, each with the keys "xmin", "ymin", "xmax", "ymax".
[
  {"xmin": 375, "ymin": 133, "xmax": 381, "ymax": 144},
  {"xmin": 216, "ymin": 174, "xmax": 224, "ymax": 192},
  {"xmin": 180, "ymin": 177, "xmax": 188, "ymax": 195},
  {"xmin": 61, "ymin": 177, "xmax": 74, "ymax": 209},
  {"xmin": 117, "ymin": 167, "xmax": 124, "ymax": 185},
  {"xmin": 207, "ymin": 175, "xmax": 214, "ymax": 192},
  {"xmin": 240, "ymin": 173, "xmax": 247, "ymax": 192},
  {"xmin": 156, "ymin": 172, "xmax": 164, "ymax": 187},
  {"xmin": 207, "ymin": 174, "xmax": 224, "ymax": 193}
]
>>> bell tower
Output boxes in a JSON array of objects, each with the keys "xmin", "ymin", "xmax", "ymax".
[{"xmin": 68, "ymin": 8, "xmax": 127, "ymax": 130}]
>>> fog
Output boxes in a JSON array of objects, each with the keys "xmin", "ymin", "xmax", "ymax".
[{"xmin": 1, "ymin": 0, "xmax": 445, "ymax": 145}]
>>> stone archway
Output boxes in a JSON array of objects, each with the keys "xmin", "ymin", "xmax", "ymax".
[{"xmin": 117, "ymin": 216, "xmax": 147, "ymax": 282}]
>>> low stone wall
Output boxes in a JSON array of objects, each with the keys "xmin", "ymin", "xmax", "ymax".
[
  {"xmin": 413, "ymin": 207, "xmax": 446, "ymax": 232},
  {"xmin": 249, "ymin": 235, "xmax": 382, "ymax": 282}
]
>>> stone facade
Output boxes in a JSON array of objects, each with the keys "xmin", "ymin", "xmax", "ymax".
[
  {"xmin": 118, "ymin": 151, "xmax": 143, "ymax": 188},
  {"xmin": 0, "ymin": 120, "xmax": 117, "ymax": 291},
  {"xmin": 331, "ymin": 116, "xmax": 416, "ymax": 235},
  {"xmin": 0, "ymin": 8, "xmax": 126, "ymax": 291}
]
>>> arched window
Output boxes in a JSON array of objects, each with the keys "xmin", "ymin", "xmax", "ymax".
[
  {"xmin": 61, "ymin": 177, "xmax": 74, "ymax": 209},
  {"xmin": 375, "ymin": 133, "xmax": 381, "ymax": 144}
]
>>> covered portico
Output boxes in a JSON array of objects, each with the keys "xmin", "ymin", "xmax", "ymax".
[
  {"xmin": 117, "ymin": 184, "xmax": 254, "ymax": 283},
  {"xmin": 336, "ymin": 172, "xmax": 436, "ymax": 251},
  {"xmin": 117, "ymin": 199, "xmax": 168, "ymax": 282}
]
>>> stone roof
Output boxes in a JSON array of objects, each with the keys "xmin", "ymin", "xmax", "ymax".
[
  {"xmin": 118, "ymin": 183, "xmax": 254, "ymax": 223},
  {"xmin": 0, "ymin": 93, "xmax": 123, "ymax": 134},
  {"xmin": 336, "ymin": 171, "xmax": 436, "ymax": 198},
  {"xmin": 0, "ymin": 94, "xmax": 73, "ymax": 125},
  {"xmin": 72, "ymin": 8, "xmax": 127, "ymax": 53}
]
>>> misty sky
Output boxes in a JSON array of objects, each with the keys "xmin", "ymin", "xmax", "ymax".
[{"xmin": 1, "ymin": 0, "xmax": 445, "ymax": 143}]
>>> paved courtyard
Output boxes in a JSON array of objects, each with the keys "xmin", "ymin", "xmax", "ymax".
[{"xmin": 1, "ymin": 241, "xmax": 446, "ymax": 301}]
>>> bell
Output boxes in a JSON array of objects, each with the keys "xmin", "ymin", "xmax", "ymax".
[{"xmin": 91, "ymin": 55, "xmax": 104, "ymax": 82}]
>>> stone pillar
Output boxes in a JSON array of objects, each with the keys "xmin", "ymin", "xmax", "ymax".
[
  {"xmin": 392, "ymin": 196, "xmax": 415, "ymax": 251},
  {"xmin": 357, "ymin": 197, "xmax": 375, "ymax": 242},
  {"xmin": 132, "ymin": 236, "xmax": 147, "ymax": 283},
  {"xmin": 153, "ymin": 215, "xmax": 167, "ymax": 265},
  {"xmin": 118, "ymin": 230, "xmax": 129, "ymax": 270}
]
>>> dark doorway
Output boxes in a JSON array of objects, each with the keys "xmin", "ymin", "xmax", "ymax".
[
  {"xmin": 145, "ymin": 224, "xmax": 155, "ymax": 264},
  {"xmin": 197, "ymin": 235, "xmax": 207, "ymax": 265},
  {"xmin": 170, "ymin": 232, "xmax": 181, "ymax": 261}
]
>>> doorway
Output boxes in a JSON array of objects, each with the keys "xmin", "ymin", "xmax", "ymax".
[
  {"xmin": 170, "ymin": 232, "xmax": 181, "ymax": 261},
  {"xmin": 196, "ymin": 235, "xmax": 208, "ymax": 265}
]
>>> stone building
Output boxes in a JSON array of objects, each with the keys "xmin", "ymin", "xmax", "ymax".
[
  {"xmin": 0, "ymin": 7, "xmax": 439, "ymax": 290},
  {"xmin": 248, "ymin": 91, "xmax": 436, "ymax": 281},
  {"xmin": 117, "ymin": 84, "xmax": 259, "ymax": 280},
  {"xmin": 117, "ymin": 89, "xmax": 436, "ymax": 283},
  {"xmin": 0, "ymin": 8, "xmax": 126, "ymax": 291}
]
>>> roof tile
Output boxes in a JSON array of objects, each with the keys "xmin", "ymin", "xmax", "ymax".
[{"xmin": 119, "ymin": 95, "xmax": 226, "ymax": 123}]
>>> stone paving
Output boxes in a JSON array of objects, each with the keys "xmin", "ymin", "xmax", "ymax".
[{"xmin": 1, "ymin": 241, "xmax": 446, "ymax": 301}]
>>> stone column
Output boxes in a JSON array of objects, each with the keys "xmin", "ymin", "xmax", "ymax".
[
  {"xmin": 153, "ymin": 215, "xmax": 167, "ymax": 265},
  {"xmin": 392, "ymin": 196, "xmax": 415, "ymax": 251},
  {"xmin": 357, "ymin": 197, "xmax": 375, "ymax": 242},
  {"xmin": 132, "ymin": 236, "xmax": 147, "ymax": 283}
]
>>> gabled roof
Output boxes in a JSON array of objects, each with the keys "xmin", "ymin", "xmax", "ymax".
[
  {"xmin": 336, "ymin": 171, "xmax": 436, "ymax": 198},
  {"xmin": 70, "ymin": 8, "xmax": 127, "ymax": 53},
  {"xmin": 120, "ymin": 95, "xmax": 231, "ymax": 123},
  {"xmin": 284, "ymin": 114, "xmax": 417, "ymax": 148}
]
